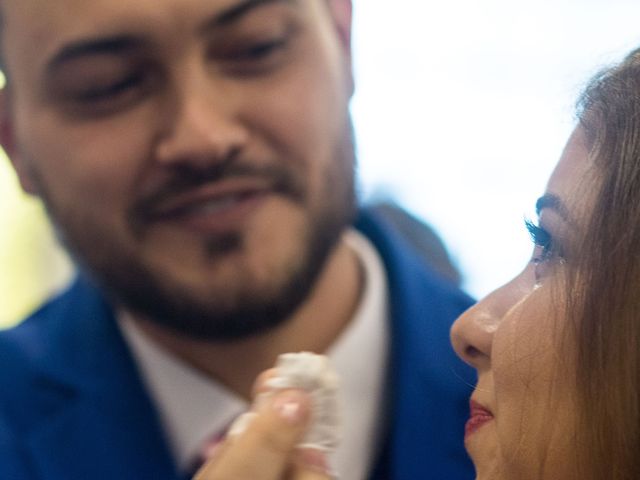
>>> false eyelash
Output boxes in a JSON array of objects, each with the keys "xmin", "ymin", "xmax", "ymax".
[{"xmin": 524, "ymin": 218, "xmax": 551, "ymax": 250}]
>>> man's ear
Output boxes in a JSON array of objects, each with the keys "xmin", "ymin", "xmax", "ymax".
[
  {"xmin": 327, "ymin": 0, "xmax": 352, "ymax": 52},
  {"xmin": 0, "ymin": 88, "xmax": 38, "ymax": 195},
  {"xmin": 326, "ymin": 0, "xmax": 354, "ymax": 95}
]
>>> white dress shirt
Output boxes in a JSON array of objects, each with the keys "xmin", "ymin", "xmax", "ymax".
[{"xmin": 119, "ymin": 228, "xmax": 390, "ymax": 479}]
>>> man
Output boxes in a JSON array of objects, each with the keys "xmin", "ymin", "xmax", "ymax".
[{"xmin": 0, "ymin": 0, "xmax": 475, "ymax": 478}]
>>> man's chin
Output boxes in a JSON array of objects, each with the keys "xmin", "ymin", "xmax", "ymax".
[
  {"xmin": 96, "ymin": 243, "xmax": 316, "ymax": 341},
  {"xmin": 119, "ymin": 283, "xmax": 309, "ymax": 341}
]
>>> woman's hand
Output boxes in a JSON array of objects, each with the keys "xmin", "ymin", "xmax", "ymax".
[{"xmin": 193, "ymin": 372, "xmax": 334, "ymax": 480}]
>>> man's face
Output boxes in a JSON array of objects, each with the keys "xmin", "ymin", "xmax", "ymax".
[{"xmin": 1, "ymin": 0, "xmax": 356, "ymax": 339}]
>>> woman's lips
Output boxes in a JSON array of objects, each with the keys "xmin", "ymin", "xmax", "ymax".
[{"xmin": 465, "ymin": 400, "xmax": 494, "ymax": 439}]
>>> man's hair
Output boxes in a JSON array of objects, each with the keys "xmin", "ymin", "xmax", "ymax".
[
  {"xmin": 0, "ymin": 4, "xmax": 6, "ymax": 83},
  {"xmin": 563, "ymin": 47, "xmax": 640, "ymax": 479},
  {"xmin": 0, "ymin": 6, "xmax": 4, "ymax": 76}
]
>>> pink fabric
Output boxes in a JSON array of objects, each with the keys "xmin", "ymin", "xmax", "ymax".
[{"xmin": 186, "ymin": 423, "xmax": 231, "ymax": 477}]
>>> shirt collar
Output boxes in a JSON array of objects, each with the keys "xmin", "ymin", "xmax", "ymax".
[{"xmin": 119, "ymin": 317, "xmax": 248, "ymax": 471}]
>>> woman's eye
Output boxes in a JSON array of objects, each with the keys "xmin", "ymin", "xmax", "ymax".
[
  {"xmin": 525, "ymin": 219, "xmax": 564, "ymax": 284},
  {"xmin": 526, "ymin": 219, "xmax": 552, "ymax": 262}
]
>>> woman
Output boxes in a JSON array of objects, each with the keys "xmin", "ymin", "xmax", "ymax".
[
  {"xmin": 451, "ymin": 48, "xmax": 640, "ymax": 479},
  {"xmin": 194, "ymin": 49, "xmax": 640, "ymax": 479}
]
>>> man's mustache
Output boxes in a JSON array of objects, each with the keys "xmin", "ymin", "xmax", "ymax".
[{"xmin": 130, "ymin": 161, "xmax": 306, "ymax": 224}]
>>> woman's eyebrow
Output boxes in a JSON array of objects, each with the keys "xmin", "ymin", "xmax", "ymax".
[{"xmin": 536, "ymin": 194, "xmax": 570, "ymax": 221}]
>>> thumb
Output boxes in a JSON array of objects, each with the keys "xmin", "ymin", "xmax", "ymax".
[{"xmin": 195, "ymin": 389, "xmax": 312, "ymax": 480}]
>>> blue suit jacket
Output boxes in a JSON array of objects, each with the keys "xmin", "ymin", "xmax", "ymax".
[{"xmin": 0, "ymin": 210, "xmax": 476, "ymax": 479}]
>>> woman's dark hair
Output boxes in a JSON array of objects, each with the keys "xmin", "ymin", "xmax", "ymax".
[{"xmin": 569, "ymin": 47, "xmax": 640, "ymax": 479}]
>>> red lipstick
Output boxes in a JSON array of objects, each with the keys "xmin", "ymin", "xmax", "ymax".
[{"xmin": 465, "ymin": 400, "xmax": 494, "ymax": 438}]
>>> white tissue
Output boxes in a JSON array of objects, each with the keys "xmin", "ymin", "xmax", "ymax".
[{"xmin": 229, "ymin": 352, "xmax": 341, "ymax": 452}]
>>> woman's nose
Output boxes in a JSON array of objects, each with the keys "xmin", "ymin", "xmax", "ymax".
[
  {"xmin": 450, "ymin": 276, "xmax": 528, "ymax": 370},
  {"xmin": 450, "ymin": 302, "xmax": 496, "ymax": 370}
]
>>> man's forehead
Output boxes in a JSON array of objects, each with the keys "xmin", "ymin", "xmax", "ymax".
[
  {"xmin": 2, "ymin": 0, "xmax": 215, "ymax": 27},
  {"xmin": 12, "ymin": 1, "xmax": 313, "ymax": 48},
  {"xmin": 2, "ymin": 0, "xmax": 302, "ymax": 23}
]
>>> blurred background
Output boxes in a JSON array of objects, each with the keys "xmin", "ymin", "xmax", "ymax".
[{"xmin": 3, "ymin": 0, "xmax": 640, "ymax": 328}]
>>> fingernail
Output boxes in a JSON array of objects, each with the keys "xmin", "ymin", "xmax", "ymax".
[{"xmin": 272, "ymin": 390, "xmax": 308, "ymax": 424}]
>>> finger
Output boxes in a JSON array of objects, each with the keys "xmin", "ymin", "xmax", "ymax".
[{"xmin": 195, "ymin": 389, "xmax": 312, "ymax": 480}]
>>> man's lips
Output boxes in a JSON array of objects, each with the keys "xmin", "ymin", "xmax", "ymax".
[
  {"xmin": 141, "ymin": 179, "xmax": 273, "ymax": 232},
  {"xmin": 465, "ymin": 400, "xmax": 494, "ymax": 439},
  {"xmin": 148, "ymin": 179, "xmax": 272, "ymax": 216},
  {"xmin": 153, "ymin": 188, "xmax": 268, "ymax": 219}
]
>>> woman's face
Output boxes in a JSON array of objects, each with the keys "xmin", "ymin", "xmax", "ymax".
[{"xmin": 451, "ymin": 127, "xmax": 598, "ymax": 479}]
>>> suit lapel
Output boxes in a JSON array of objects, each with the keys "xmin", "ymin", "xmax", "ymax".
[
  {"xmin": 24, "ymin": 278, "xmax": 178, "ymax": 480},
  {"xmin": 356, "ymin": 210, "xmax": 476, "ymax": 480}
]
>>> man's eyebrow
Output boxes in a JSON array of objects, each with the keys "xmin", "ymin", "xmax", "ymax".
[
  {"xmin": 44, "ymin": 0, "xmax": 296, "ymax": 73},
  {"xmin": 202, "ymin": 0, "xmax": 295, "ymax": 31},
  {"xmin": 46, "ymin": 36, "xmax": 144, "ymax": 73},
  {"xmin": 536, "ymin": 194, "xmax": 570, "ymax": 220}
]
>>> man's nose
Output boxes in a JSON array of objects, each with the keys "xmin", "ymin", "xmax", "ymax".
[{"xmin": 154, "ymin": 76, "xmax": 249, "ymax": 169}]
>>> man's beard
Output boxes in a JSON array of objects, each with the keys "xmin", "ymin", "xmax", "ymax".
[{"xmin": 37, "ymin": 146, "xmax": 357, "ymax": 341}]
